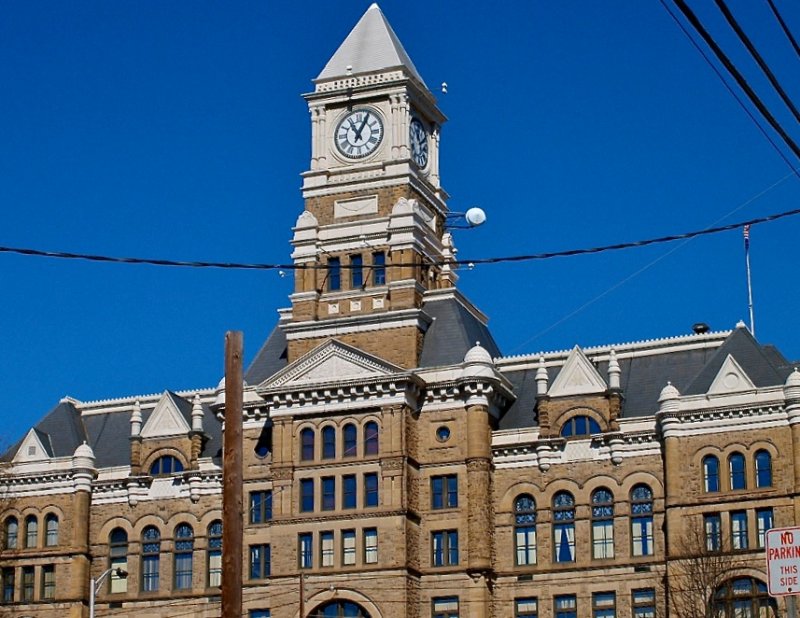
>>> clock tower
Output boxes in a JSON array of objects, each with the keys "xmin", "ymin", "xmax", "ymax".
[{"xmin": 286, "ymin": 3, "xmax": 454, "ymax": 368}]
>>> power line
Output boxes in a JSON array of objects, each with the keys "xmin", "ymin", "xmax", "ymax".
[
  {"xmin": 668, "ymin": 0, "xmax": 800, "ymax": 162},
  {"xmin": 713, "ymin": 0, "xmax": 800, "ymax": 123},
  {"xmin": 765, "ymin": 0, "xmax": 800, "ymax": 59},
  {"xmin": 659, "ymin": 0, "xmax": 800, "ymax": 178},
  {"xmin": 1, "ymin": 206, "xmax": 800, "ymax": 271}
]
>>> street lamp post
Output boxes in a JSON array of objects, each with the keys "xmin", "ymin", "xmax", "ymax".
[{"xmin": 89, "ymin": 567, "xmax": 128, "ymax": 618}]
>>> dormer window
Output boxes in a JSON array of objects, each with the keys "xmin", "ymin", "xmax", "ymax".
[
  {"xmin": 150, "ymin": 455, "xmax": 184, "ymax": 476},
  {"xmin": 560, "ymin": 415, "xmax": 601, "ymax": 438}
]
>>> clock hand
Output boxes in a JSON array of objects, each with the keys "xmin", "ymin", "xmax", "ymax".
[
  {"xmin": 356, "ymin": 113, "xmax": 369, "ymax": 141},
  {"xmin": 348, "ymin": 118, "xmax": 359, "ymax": 135}
]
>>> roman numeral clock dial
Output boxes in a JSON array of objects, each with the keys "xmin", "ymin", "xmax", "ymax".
[
  {"xmin": 409, "ymin": 117, "xmax": 429, "ymax": 168},
  {"xmin": 335, "ymin": 109, "xmax": 384, "ymax": 159}
]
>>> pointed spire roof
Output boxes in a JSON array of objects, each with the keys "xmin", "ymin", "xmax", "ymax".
[{"xmin": 316, "ymin": 3, "xmax": 426, "ymax": 86}]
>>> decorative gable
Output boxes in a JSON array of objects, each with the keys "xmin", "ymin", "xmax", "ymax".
[
  {"xmin": 261, "ymin": 339, "xmax": 402, "ymax": 389},
  {"xmin": 707, "ymin": 354, "xmax": 757, "ymax": 395},
  {"xmin": 548, "ymin": 346, "xmax": 608, "ymax": 397},
  {"xmin": 141, "ymin": 392, "xmax": 191, "ymax": 439},
  {"xmin": 13, "ymin": 429, "xmax": 51, "ymax": 463}
]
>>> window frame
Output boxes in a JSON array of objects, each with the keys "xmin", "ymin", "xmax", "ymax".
[
  {"xmin": 249, "ymin": 490, "xmax": 273, "ymax": 524},
  {"xmin": 321, "ymin": 477, "xmax": 336, "ymax": 511},
  {"xmin": 300, "ymin": 428, "xmax": 315, "ymax": 461},
  {"xmin": 321, "ymin": 426, "xmax": 336, "ymax": 460},
  {"xmin": 731, "ymin": 510, "xmax": 749, "ymax": 550},
  {"xmin": 431, "ymin": 474, "xmax": 458, "ymax": 510},
  {"xmin": 703, "ymin": 454, "xmax": 720, "ymax": 493},
  {"xmin": 553, "ymin": 491, "xmax": 576, "ymax": 563},
  {"xmin": 431, "ymin": 529, "xmax": 459, "ymax": 567},
  {"xmin": 364, "ymin": 528, "xmax": 378, "ymax": 564},
  {"xmin": 109, "ymin": 527, "xmax": 129, "ymax": 594},
  {"xmin": 591, "ymin": 488, "xmax": 615, "ymax": 560},
  {"xmin": 327, "ymin": 257, "xmax": 341, "ymax": 291},
  {"xmin": 350, "ymin": 254, "xmax": 363, "ymax": 288},
  {"xmin": 141, "ymin": 526, "xmax": 161, "ymax": 592},
  {"xmin": 320, "ymin": 531, "xmax": 335, "ymax": 568},
  {"xmin": 592, "ymin": 591, "xmax": 616, "ymax": 618},
  {"xmin": 632, "ymin": 588, "xmax": 656, "ymax": 618},
  {"xmin": 755, "ymin": 450, "xmax": 773, "ymax": 488},
  {"xmin": 300, "ymin": 478, "xmax": 315, "ymax": 513},
  {"xmin": 554, "ymin": 594, "xmax": 577, "ymax": 618},
  {"xmin": 372, "ymin": 251, "xmax": 386, "ymax": 286},
  {"xmin": 364, "ymin": 472, "xmax": 379, "ymax": 508},
  {"xmin": 44, "ymin": 513, "xmax": 59, "ymax": 547},
  {"xmin": 364, "ymin": 421, "xmax": 379, "ymax": 456},
  {"xmin": 24, "ymin": 515, "xmax": 38, "ymax": 549},
  {"xmin": 756, "ymin": 507, "xmax": 773, "ymax": 549},
  {"xmin": 249, "ymin": 543, "xmax": 271, "ymax": 579},
  {"xmin": 630, "ymin": 485, "xmax": 654, "ymax": 557},
  {"xmin": 729, "ymin": 452, "xmax": 747, "ymax": 490},
  {"xmin": 173, "ymin": 523, "xmax": 194, "ymax": 591},
  {"xmin": 207, "ymin": 520, "xmax": 222, "ymax": 588},
  {"xmin": 514, "ymin": 494, "xmax": 537, "ymax": 566},
  {"xmin": 704, "ymin": 512, "xmax": 722, "ymax": 552},
  {"xmin": 343, "ymin": 423, "xmax": 357, "ymax": 457}
]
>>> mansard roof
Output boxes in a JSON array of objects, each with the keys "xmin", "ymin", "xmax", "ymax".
[
  {"xmin": 316, "ymin": 3, "xmax": 426, "ymax": 86},
  {"xmin": 244, "ymin": 323, "xmax": 288, "ymax": 386}
]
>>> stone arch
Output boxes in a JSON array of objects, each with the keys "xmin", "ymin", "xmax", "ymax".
[{"xmin": 302, "ymin": 587, "xmax": 381, "ymax": 618}]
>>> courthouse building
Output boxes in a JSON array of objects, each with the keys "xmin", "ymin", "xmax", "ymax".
[{"xmin": 2, "ymin": 4, "xmax": 798, "ymax": 618}]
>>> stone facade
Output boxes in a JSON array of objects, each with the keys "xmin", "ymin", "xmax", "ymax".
[{"xmin": 1, "ymin": 4, "xmax": 798, "ymax": 618}]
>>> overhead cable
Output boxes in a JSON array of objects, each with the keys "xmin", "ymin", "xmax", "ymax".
[
  {"xmin": 713, "ymin": 0, "xmax": 800, "ymax": 123},
  {"xmin": 765, "ymin": 0, "xmax": 800, "ymax": 59},
  {"xmin": 1, "ymin": 206, "xmax": 799, "ymax": 270}
]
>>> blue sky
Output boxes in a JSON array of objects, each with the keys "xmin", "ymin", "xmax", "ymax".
[{"xmin": 2, "ymin": 1, "xmax": 799, "ymax": 445}]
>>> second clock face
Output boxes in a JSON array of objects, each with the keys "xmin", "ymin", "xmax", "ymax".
[
  {"xmin": 409, "ymin": 117, "xmax": 429, "ymax": 168},
  {"xmin": 335, "ymin": 109, "xmax": 384, "ymax": 159}
]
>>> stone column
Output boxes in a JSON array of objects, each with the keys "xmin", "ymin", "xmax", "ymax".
[
  {"xmin": 70, "ymin": 443, "xmax": 97, "ymax": 605},
  {"xmin": 466, "ymin": 402, "xmax": 492, "ymax": 574}
]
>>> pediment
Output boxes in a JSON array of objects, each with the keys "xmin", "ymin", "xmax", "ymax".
[
  {"xmin": 261, "ymin": 340, "xmax": 402, "ymax": 389},
  {"xmin": 707, "ymin": 354, "xmax": 756, "ymax": 395},
  {"xmin": 141, "ymin": 392, "xmax": 191, "ymax": 439},
  {"xmin": 13, "ymin": 429, "xmax": 51, "ymax": 463},
  {"xmin": 548, "ymin": 346, "xmax": 608, "ymax": 397}
]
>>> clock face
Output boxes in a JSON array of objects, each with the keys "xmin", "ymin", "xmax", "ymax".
[
  {"xmin": 335, "ymin": 109, "xmax": 384, "ymax": 159},
  {"xmin": 409, "ymin": 117, "xmax": 429, "ymax": 168}
]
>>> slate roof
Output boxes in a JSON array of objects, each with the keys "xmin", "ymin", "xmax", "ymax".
[
  {"xmin": 316, "ymin": 3, "xmax": 426, "ymax": 86},
  {"xmin": 419, "ymin": 296, "xmax": 501, "ymax": 367},
  {"xmin": 244, "ymin": 324, "xmax": 288, "ymax": 386}
]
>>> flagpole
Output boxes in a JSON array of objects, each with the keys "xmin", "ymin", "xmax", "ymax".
[{"xmin": 744, "ymin": 225, "xmax": 755, "ymax": 336}]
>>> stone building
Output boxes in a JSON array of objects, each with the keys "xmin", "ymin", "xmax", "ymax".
[{"xmin": 1, "ymin": 4, "xmax": 798, "ymax": 618}]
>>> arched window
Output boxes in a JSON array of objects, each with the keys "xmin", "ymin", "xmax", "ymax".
[
  {"xmin": 553, "ymin": 491, "xmax": 575, "ymax": 563},
  {"xmin": 364, "ymin": 421, "xmax": 379, "ymax": 456},
  {"xmin": 109, "ymin": 528, "xmax": 128, "ymax": 593},
  {"xmin": 150, "ymin": 455, "xmax": 184, "ymax": 476},
  {"xmin": 729, "ymin": 452, "xmax": 746, "ymax": 490},
  {"xmin": 4, "ymin": 517, "xmax": 18, "ymax": 549},
  {"xmin": 703, "ymin": 455, "xmax": 720, "ymax": 492},
  {"xmin": 300, "ymin": 428, "xmax": 315, "ymax": 461},
  {"xmin": 343, "ymin": 423, "xmax": 357, "ymax": 457},
  {"xmin": 322, "ymin": 426, "xmax": 336, "ymax": 459},
  {"xmin": 630, "ymin": 485, "xmax": 654, "ymax": 556},
  {"xmin": 207, "ymin": 520, "xmax": 222, "ymax": 588},
  {"xmin": 45, "ymin": 513, "xmax": 59, "ymax": 546},
  {"xmin": 141, "ymin": 526, "xmax": 161, "ymax": 592},
  {"xmin": 712, "ymin": 578, "xmax": 777, "ymax": 616},
  {"xmin": 560, "ymin": 415, "xmax": 601, "ymax": 438},
  {"xmin": 591, "ymin": 488, "xmax": 614, "ymax": 559},
  {"xmin": 24, "ymin": 515, "xmax": 37, "ymax": 548},
  {"xmin": 755, "ymin": 450, "xmax": 772, "ymax": 488},
  {"xmin": 514, "ymin": 494, "xmax": 537, "ymax": 565},
  {"xmin": 309, "ymin": 600, "xmax": 372, "ymax": 617},
  {"xmin": 174, "ymin": 523, "xmax": 194, "ymax": 590}
]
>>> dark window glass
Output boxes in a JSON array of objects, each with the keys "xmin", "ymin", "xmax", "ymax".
[
  {"xmin": 757, "ymin": 508, "xmax": 773, "ymax": 548},
  {"xmin": 704, "ymin": 513, "xmax": 722, "ymax": 551},
  {"xmin": 249, "ymin": 544, "xmax": 271, "ymax": 579},
  {"xmin": 591, "ymin": 488, "xmax": 614, "ymax": 559},
  {"xmin": 350, "ymin": 254, "xmax": 363, "ymax": 288},
  {"xmin": 300, "ymin": 479, "xmax": 314, "ymax": 512},
  {"xmin": 554, "ymin": 594, "xmax": 577, "ymax": 618},
  {"xmin": 300, "ymin": 428, "xmax": 315, "ymax": 461},
  {"xmin": 142, "ymin": 526, "xmax": 161, "ymax": 592},
  {"xmin": 515, "ymin": 597, "xmax": 538, "ymax": 618},
  {"xmin": 729, "ymin": 453, "xmax": 746, "ymax": 490},
  {"xmin": 372, "ymin": 252, "xmax": 386, "ymax": 286},
  {"xmin": 731, "ymin": 510, "xmax": 748, "ymax": 550},
  {"xmin": 431, "ymin": 530, "xmax": 459, "ymax": 566},
  {"xmin": 250, "ymin": 490, "xmax": 273, "ymax": 524},
  {"xmin": 632, "ymin": 589, "xmax": 656, "ymax": 618},
  {"xmin": 755, "ymin": 450, "xmax": 772, "ymax": 488},
  {"xmin": 45, "ymin": 514, "xmax": 58, "ymax": 546},
  {"xmin": 712, "ymin": 578, "xmax": 776, "ymax": 617},
  {"xmin": 25, "ymin": 515, "xmax": 37, "ymax": 548},
  {"xmin": 432, "ymin": 596, "xmax": 459, "ymax": 618},
  {"xmin": 174, "ymin": 523, "xmax": 194, "ymax": 590},
  {"xmin": 342, "ymin": 475, "xmax": 357, "ymax": 509},
  {"xmin": 560, "ymin": 415, "xmax": 601, "ymax": 438},
  {"xmin": 21, "ymin": 566, "xmax": 34, "ymax": 602},
  {"xmin": 592, "ymin": 591, "xmax": 615, "ymax": 618},
  {"xmin": 631, "ymin": 485, "xmax": 654, "ymax": 557},
  {"xmin": 208, "ymin": 520, "xmax": 222, "ymax": 587},
  {"xmin": 515, "ymin": 494, "xmax": 537, "ymax": 566},
  {"xmin": 364, "ymin": 472, "xmax": 379, "ymax": 507},
  {"xmin": 150, "ymin": 455, "xmax": 184, "ymax": 476},
  {"xmin": 328, "ymin": 258, "xmax": 341, "ymax": 291},
  {"xmin": 322, "ymin": 477, "xmax": 335, "ymax": 511},
  {"xmin": 703, "ymin": 455, "xmax": 720, "ymax": 492},
  {"xmin": 431, "ymin": 475, "xmax": 458, "ymax": 509},
  {"xmin": 343, "ymin": 424, "xmax": 357, "ymax": 457},
  {"xmin": 553, "ymin": 492, "xmax": 575, "ymax": 562},
  {"xmin": 322, "ymin": 426, "xmax": 336, "ymax": 459},
  {"xmin": 2, "ymin": 567, "xmax": 14, "ymax": 603},
  {"xmin": 5, "ymin": 517, "xmax": 17, "ymax": 549},
  {"xmin": 299, "ymin": 533, "xmax": 313, "ymax": 569},
  {"xmin": 364, "ymin": 422, "xmax": 379, "ymax": 455},
  {"xmin": 109, "ymin": 527, "xmax": 128, "ymax": 593}
]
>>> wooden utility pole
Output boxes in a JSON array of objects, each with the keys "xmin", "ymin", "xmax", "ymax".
[{"xmin": 222, "ymin": 331, "xmax": 243, "ymax": 618}]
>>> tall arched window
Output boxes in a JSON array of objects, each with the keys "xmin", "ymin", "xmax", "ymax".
[
  {"xmin": 514, "ymin": 494, "xmax": 537, "ymax": 565},
  {"xmin": 343, "ymin": 423, "xmax": 357, "ymax": 457},
  {"xmin": 45, "ymin": 514, "xmax": 59, "ymax": 546},
  {"xmin": 300, "ymin": 428, "xmax": 315, "ymax": 461},
  {"xmin": 24, "ymin": 515, "xmax": 37, "ymax": 548},
  {"xmin": 207, "ymin": 520, "xmax": 222, "ymax": 588},
  {"xmin": 729, "ymin": 452, "xmax": 746, "ymax": 490},
  {"xmin": 703, "ymin": 455, "xmax": 720, "ymax": 492},
  {"xmin": 560, "ymin": 415, "xmax": 601, "ymax": 438},
  {"xmin": 755, "ymin": 450, "xmax": 773, "ymax": 488},
  {"xmin": 553, "ymin": 491, "xmax": 575, "ymax": 563},
  {"xmin": 150, "ymin": 455, "xmax": 184, "ymax": 476},
  {"xmin": 309, "ymin": 600, "xmax": 372, "ymax": 617},
  {"xmin": 591, "ymin": 488, "xmax": 614, "ymax": 559},
  {"xmin": 712, "ymin": 578, "xmax": 777, "ymax": 616},
  {"xmin": 141, "ymin": 526, "xmax": 161, "ymax": 592},
  {"xmin": 322, "ymin": 426, "xmax": 336, "ymax": 459},
  {"xmin": 364, "ymin": 421, "xmax": 379, "ymax": 456},
  {"xmin": 109, "ymin": 528, "xmax": 128, "ymax": 593},
  {"xmin": 4, "ymin": 517, "xmax": 18, "ymax": 550},
  {"xmin": 174, "ymin": 523, "xmax": 194, "ymax": 590},
  {"xmin": 630, "ymin": 485, "xmax": 654, "ymax": 556}
]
